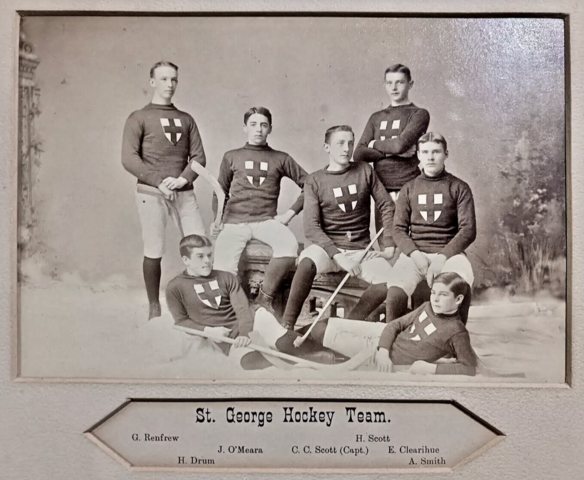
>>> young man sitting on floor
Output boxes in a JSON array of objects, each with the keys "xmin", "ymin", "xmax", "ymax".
[
  {"xmin": 304, "ymin": 272, "xmax": 477, "ymax": 376},
  {"xmin": 166, "ymin": 235, "xmax": 341, "ymax": 368}
]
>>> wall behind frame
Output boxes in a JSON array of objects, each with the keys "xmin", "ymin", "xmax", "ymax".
[{"xmin": 21, "ymin": 15, "xmax": 565, "ymax": 287}]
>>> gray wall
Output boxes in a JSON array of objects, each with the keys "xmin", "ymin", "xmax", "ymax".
[{"xmin": 22, "ymin": 16, "xmax": 565, "ymax": 287}]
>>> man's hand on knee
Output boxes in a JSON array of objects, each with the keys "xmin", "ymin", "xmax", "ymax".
[
  {"xmin": 379, "ymin": 246, "xmax": 396, "ymax": 261},
  {"xmin": 410, "ymin": 250, "xmax": 431, "ymax": 275},
  {"xmin": 426, "ymin": 254, "xmax": 447, "ymax": 286},
  {"xmin": 333, "ymin": 253, "xmax": 361, "ymax": 276},
  {"xmin": 273, "ymin": 209, "xmax": 295, "ymax": 226}
]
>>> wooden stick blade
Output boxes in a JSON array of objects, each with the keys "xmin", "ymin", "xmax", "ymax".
[{"xmin": 190, "ymin": 161, "xmax": 226, "ymax": 227}]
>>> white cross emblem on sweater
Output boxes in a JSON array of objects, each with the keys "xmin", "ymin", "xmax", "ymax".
[
  {"xmin": 379, "ymin": 119, "xmax": 400, "ymax": 141},
  {"xmin": 160, "ymin": 118, "xmax": 182, "ymax": 145},
  {"xmin": 418, "ymin": 193, "xmax": 443, "ymax": 223},
  {"xmin": 244, "ymin": 161, "xmax": 268, "ymax": 187},
  {"xmin": 194, "ymin": 280, "xmax": 222, "ymax": 309},
  {"xmin": 409, "ymin": 310, "xmax": 437, "ymax": 341},
  {"xmin": 333, "ymin": 184, "xmax": 358, "ymax": 212}
]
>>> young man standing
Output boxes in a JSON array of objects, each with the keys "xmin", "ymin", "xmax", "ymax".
[
  {"xmin": 386, "ymin": 132, "xmax": 476, "ymax": 323},
  {"xmin": 122, "ymin": 61, "xmax": 206, "ymax": 320},
  {"xmin": 212, "ymin": 107, "xmax": 307, "ymax": 315},
  {"xmin": 353, "ymin": 64, "xmax": 430, "ymax": 247},
  {"xmin": 279, "ymin": 125, "xmax": 396, "ymax": 331}
]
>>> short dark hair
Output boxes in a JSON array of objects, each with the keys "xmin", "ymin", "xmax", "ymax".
[
  {"xmin": 417, "ymin": 132, "xmax": 448, "ymax": 152},
  {"xmin": 150, "ymin": 61, "xmax": 179, "ymax": 79},
  {"xmin": 244, "ymin": 107, "xmax": 272, "ymax": 126},
  {"xmin": 433, "ymin": 272, "xmax": 470, "ymax": 300},
  {"xmin": 179, "ymin": 234, "xmax": 213, "ymax": 257},
  {"xmin": 324, "ymin": 125, "xmax": 354, "ymax": 144},
  {"xmin": 384, "ymin": 64, "xmax": 412, "ymax": 82}
]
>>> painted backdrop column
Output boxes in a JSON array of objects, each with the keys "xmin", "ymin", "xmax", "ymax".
[{"xmin": 18, "ymin": 30, "xmax": 41, "ymax": 256}]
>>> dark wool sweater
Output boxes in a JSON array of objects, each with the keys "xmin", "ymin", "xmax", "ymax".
[
  {"xmin": 353, "ymin": 104, "xmax": 430, "ymax": 190},
  {"xmin": 304, "ymin": 161, "xmax": 395, "ymax": 257},
  {"xmin": 393, "ymin": 169, "xmax": 476, "ymax": 258},
  {"xmin": 165, "ymin": 270, "xmax": 254, "ymax": 339},
  {"xmin": 218, "ymin": 143, "xmax": 307, "ymax": 224},
  {"xmin": 122, "ymin": 103, "xmax": 206, "ymax": 191},
  {"xmin": 378, "ymin": 302, "xmax": 476, "ymax": 376}
]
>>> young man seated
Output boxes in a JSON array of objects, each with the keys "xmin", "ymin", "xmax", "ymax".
[
  {"xmin": 306, "ymin": 272, "xmax": 476, "ymax": 376},
  {"xmin": 212, "ymin": 107, "xmax": 307, "ymax": 315},
  {"xmin": 279, "ymin": 125, "xmax": 397, "ymax": 333},
  {"xmin": 387, "ymin": 131, "xmax": 476, "ymax": 323},
  {"xmin": 347, "ymin": 131, "xmax": 476, "ymax": 324},
  {"xmin": 166, "ymin": 235, "xmax": 339, "ymax": 369}
]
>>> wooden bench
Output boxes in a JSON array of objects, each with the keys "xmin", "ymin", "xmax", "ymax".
[{"xmin": 239, "ymin": 240, "xmax": 390, "ymax": 324}]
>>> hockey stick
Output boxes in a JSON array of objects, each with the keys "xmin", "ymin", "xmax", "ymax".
[
  {"xmin": 173, "ymin": 325, "xmax": 375, "ymax": 371},
  {"xmin": 247, "ymin": 331, "xmax": 294, "ymax": 370},
  {"xmin": 248, "ymin": 329, "xmax": 377, "ymax": 372},
  {"xmin": 247, "ymin": 331, "xmax": 378, "ymax": 372},
  {"xmin": 293, "ymin": 227, "xmax": 386, "ymax": 348},
  {"xmin": 190, "ymin": 161, "xmax": 226, "ymax": 229}
]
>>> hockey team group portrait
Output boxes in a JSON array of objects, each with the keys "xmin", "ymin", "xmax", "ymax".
[{"xmin": 17, "ymin": 16, "xmax": 567, "ymax": 383}]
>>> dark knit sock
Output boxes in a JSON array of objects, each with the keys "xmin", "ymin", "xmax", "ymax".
[
  {"xmin": 459, "ymin": 290, "xmax": 472, "ymax": 326},
  {"xmin": 347, "ymin": 283, "xmax": 388, "ymax": 320},
  {"xmin": 281, "ymin": 258, "xmax": 317, "ymax": 329},
  {"xmin": 143, "ymin": 256, "xmax": 162, "ymax": 304},
  {"xmin": 385, "ymin": 286, "xmax": 409, "ymax": 321},
  {"xmin": 308, "ymin": 319, "xmax": 329, "ymax": 345},
  {"xmin": 411, "ymin": 280, "xmax": 432, "ymax": 310},
  {"xmin": 262, "ymin": 257, "xmax": 296, "ymax": 296}
]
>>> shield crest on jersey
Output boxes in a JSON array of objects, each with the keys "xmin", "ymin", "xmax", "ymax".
[
  {"xmin": 418, "ymin": 193, "xmax": 443, "ymax": 223},
  {"xmin": 160, "ymin": 118, "xmax": 182, "ymax": 145},
  {"xmin": 408, "ymin": 310, "xmax": 437, "ymax": 341},
  {"xmin": 333, "ymin": 184, "xmax": 358, "ymax": 212},
  {"xmin": 244, "ymin": 160, "xmax": 268, "ymax": 187},
  {"xmin": 194, "ymin": 280, "xmax": 222, "ymax": 309}
]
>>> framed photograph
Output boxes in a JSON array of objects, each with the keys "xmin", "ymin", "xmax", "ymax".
[
  {"xmin": 2, "ymin": 0, "xmax": 583, "ymax": 478},
  {"xmin": 15, "ymin": 11, "xmax": 569, "ymax": 385}
]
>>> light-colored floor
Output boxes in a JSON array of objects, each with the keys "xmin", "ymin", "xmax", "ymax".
[{"xmin": 18, "ymin": 283, "xmax": 566, "ymax": 384}]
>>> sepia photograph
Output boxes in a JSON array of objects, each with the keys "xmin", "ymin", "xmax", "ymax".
[{"xmin": 16, "ymin": 14, "xmax": 567, "ymax": 383}]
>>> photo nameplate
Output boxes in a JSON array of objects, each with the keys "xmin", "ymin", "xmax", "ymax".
[{"xmin": 85, "ymin": 399, "xmax": 502, "ymax": 472}]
